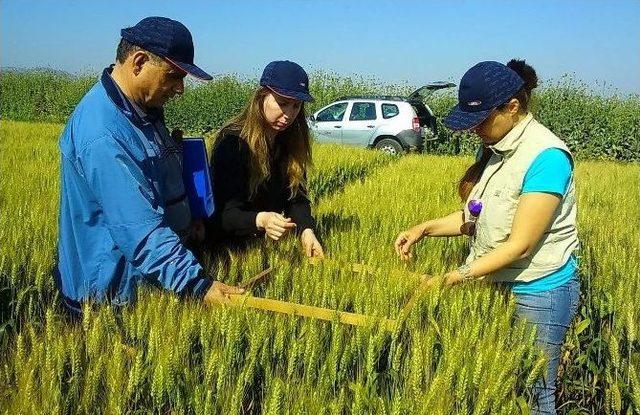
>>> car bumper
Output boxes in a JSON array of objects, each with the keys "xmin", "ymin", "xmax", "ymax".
[{"xmin": 397, "ymin": 130, "xmax": 424, "ymax": 152}]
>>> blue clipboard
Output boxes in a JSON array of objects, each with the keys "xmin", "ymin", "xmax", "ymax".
[{"xmin": 182, "ymin": 137, "xmax": 215, "ymax": 219}]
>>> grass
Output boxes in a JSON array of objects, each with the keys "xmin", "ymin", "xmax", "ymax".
[{"xmin": 0, "ymin": 120, "xmax": 638, "ymax": 414}]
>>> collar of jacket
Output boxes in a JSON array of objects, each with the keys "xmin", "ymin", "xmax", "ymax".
[
  {"xmin": 487, "ymin": 112, "xmax": 534, "ymax": 156},
  {"xmin": 100, "ymin": 65, "xmax": 165, "ymax": 127}
]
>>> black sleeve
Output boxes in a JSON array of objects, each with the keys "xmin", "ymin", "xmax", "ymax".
[
  {"xmin": 285, "ymin": 186, "xmax": 315, "ymax": 236},
  {"xmin": 210, "ymin": 134, "xmax": 260, "ymax": 238}
]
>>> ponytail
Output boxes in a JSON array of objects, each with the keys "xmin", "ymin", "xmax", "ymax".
[
  {"xmin": 502, "ymin": 59, "xmax": 539, "ymax": 112},
  {"xmin": 458, "ymin": 147, "xmax": 492, "ymax": 201}
]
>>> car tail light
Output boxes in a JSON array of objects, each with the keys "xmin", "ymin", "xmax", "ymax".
[{"xmin": 412, "ymin": 117, "xmax": 420, "ymax": 133}]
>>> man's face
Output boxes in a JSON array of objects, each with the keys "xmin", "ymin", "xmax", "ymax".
[{"xmin": 135, "ymin": 54, "xmax": 186, "ymax": 109}]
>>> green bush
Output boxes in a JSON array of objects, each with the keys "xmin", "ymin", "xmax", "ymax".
[
  {"xmin": 1, "ymin": 69, "xmax": 638, "ymax": 161},
  {"xmin": 534, "ymin": 77, "xmax": 640, "ymax": 161},
  {"xmin": 0, "ymin": 69, "xmax": 95, "ymax": 122},
  {"xmin": 164, "ymin": 75, "xmax": 255, "ymax": 133}
]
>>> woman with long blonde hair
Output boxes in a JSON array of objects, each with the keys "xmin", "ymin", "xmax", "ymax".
[{"xmin": 208, "ymin": 60, "xmax": 324, "ymax": 257}]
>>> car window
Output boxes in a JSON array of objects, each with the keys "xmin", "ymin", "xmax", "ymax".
[
  {"xmin": 349, "ymin": 102, "xmax": 377, "ymax": 121},
  {"xmin": 316, "ymin": 102, "xmax": 348, "ymax": 122},
  {"xmin": 382, "ymin": 103, "xmax": 399, "ymax": 119}
]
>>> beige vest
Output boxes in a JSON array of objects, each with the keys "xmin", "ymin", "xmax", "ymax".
[{"xmin": 463, "ymin": 113, "xmax": 579, "ymax": 283}]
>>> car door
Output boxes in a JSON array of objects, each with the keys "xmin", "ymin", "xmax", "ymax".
[
  {"xmin": 309, "ymin": 102, "xmax": 348, "ymax": 144},
  {"xmin": 341, "ymin": 101, "xmax": 378, "ymax": 147}
]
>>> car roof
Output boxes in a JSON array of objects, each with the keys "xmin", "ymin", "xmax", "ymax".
[
  {"xmin": 336, "ymin": 82, "xmax": 455, "ymax": 103},
  {"xmin": 334, "ymin": 95, "xmax": 419, "ymax": 104}
]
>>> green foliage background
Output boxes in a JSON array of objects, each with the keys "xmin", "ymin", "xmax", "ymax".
[{"xmin": 2, "ymin": 69, "xmax": 638, "ymax": 161}]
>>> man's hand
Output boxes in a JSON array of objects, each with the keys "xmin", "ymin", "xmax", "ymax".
[
  {"xmin": 394, "ymin": 223, "xmax": 428, "ymax": 260},
  {"xmin": 256, "ymin": 212, "xmax": 297, "ymax": 241},
  {"xmin": 203, "ymin": 281, "xmax": 245, "ymax": 305},
  {"xmin": 300, "ymin": 228, "xmax": 324, "ymax": 258}
]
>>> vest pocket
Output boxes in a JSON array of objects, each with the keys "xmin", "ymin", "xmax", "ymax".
[{"xmin": 477, "ymin": 182, "xmax": 521, "ymax": 249}]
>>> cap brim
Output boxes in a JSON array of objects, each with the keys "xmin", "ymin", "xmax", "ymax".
[
  {"xmin": 268, "ymin": 86, "xmax": 314, "ymax": 103},
  {"xmin": 444, "ymin": 105, "xmax": 492, "ymax": 131},
  {"xmin": 165, "ymin": 57, "xmax": 213, "ymax": 81}
]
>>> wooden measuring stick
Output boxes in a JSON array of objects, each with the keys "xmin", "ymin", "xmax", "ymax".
[
  {"xmin": 396, "ymin": 275, "xmax": 437, "ymax": 325},
  {"xmin": 226, "ymin": 258, "xmax": 425, "ymax": 332},
  {"xmin": 227, "ymin": 293, "xmax": 397, "ymax": 331},
  {"xmin": 239, "ymin": 267, "xmax": 274, "ymax": 290}
]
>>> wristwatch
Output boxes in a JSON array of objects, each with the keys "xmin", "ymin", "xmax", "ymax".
[{"xmin": 457, "ymin": 263, "xmax": 474, "ymax": 282}]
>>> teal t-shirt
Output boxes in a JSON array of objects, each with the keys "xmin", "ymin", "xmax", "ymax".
[{"xmin": 509, "ymin": 147, "xmax": 577, "ymax": 294}]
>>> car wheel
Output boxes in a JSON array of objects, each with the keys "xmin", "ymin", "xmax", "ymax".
[{"xmin": 374, "ymin": 138, "xmax": 404, "ymax": 156}]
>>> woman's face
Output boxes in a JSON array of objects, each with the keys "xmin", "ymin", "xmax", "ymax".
[
  {"xmin": 472, "ymin": 99, "xmax": 521, "ymax": 145},
  {"xmin": 262, "ymin": 90, "xmax": 303, "ymax": 133}
]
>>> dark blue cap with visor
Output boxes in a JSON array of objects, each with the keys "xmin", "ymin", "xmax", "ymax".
[
  {"xmin": 445, "ymin": 61, "xmax": 524, "ymax": 131},
  {"xmin": 121, "ymin": 16, "xmax": 212, "ymax": 81},
  {"xmin": 260, "ymin": 60, "xmax": 314, "ymax": 102}
]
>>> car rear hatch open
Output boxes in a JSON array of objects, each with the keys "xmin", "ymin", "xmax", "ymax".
[
  {"xmin": 407, "ymin": 82, "xmax": 456, "ymax": 102},
  {"xmin": 407, "ymin": 82, "xmax": 456, "ymax": 135}
]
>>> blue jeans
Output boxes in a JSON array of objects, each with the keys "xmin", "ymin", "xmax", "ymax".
[{"xmin": 514, "ymin": 273, "xmax": 580, "ymax": 415}]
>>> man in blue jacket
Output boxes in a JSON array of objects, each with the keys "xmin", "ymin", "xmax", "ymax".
[{"xmin": 55, "ymin": 16, "xmax": 243, "ymax": 316}]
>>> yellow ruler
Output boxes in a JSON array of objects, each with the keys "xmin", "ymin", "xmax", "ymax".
[
  {"xmin": 226, "ymin": 257, "xmax": 434, "ymax": 331},
  {"xmin": 228, "ymin": 293, "xmax": 397, "ymax": 331}
]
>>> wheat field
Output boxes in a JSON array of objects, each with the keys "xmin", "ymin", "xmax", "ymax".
[{"xmin": 0, "ymin": 120, "xmax": 638, "ymax": 414}]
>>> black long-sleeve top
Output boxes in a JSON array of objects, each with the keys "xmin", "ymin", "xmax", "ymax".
[{"xmin": 207, "ymin": 132, "xmax": 315, "ymax": 241}]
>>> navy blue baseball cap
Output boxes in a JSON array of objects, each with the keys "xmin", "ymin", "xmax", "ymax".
[
  {"xmin": 260, "ymin": 60, "xmax": 314, "ymax": 102},
  {"xmin": 121, "ymin": 16, "xmax": 212, "ymax": 80},
  {"xmin": 444, "ymin": 61, "xmax": 524, "ymax": 131}
]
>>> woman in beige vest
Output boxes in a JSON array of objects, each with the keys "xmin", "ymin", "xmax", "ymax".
[{"xmin": 394, "ymin": 60, "xmax": 579, "ymax": 415}]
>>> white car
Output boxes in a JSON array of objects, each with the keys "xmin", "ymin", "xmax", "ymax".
[{"xmin": 308, "ymin": 82, "xmax": 455, "ymax": 155}]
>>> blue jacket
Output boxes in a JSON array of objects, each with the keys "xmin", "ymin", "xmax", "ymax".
[{"xmin": 55, "ymin": 67, "xmax": 211, "ymax": 306}]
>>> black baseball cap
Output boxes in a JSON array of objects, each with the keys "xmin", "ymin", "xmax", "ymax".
[
  {"xmin": 444, "ymin": 61, "xmax": 524, "ymax": 131},
  {"xmin": 121, "ymin": 16, "xmax": 212, "ymax": 81},
  {"xmin": 259, "ymin": 60, "xmax": 314, "ymax": 102}
]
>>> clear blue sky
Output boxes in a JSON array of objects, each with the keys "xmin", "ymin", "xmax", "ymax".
[{"xmin": 2, "ymin": 0, "xmax": 638, "ymax": 94}]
